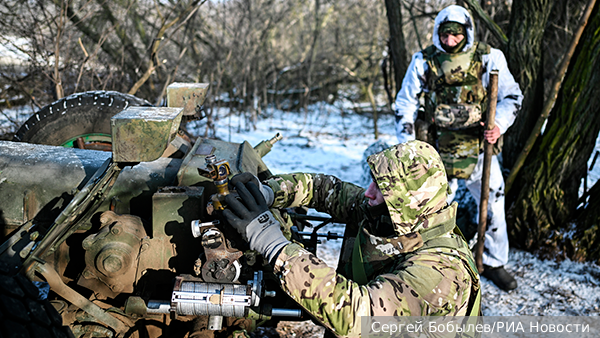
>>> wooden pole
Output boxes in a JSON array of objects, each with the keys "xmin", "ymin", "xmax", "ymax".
[{"xmin": 476, "ymin": 70, "xmax": 498, "ymax": 274}]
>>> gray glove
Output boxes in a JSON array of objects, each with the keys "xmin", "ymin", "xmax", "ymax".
[
  {"xmin": 230, "ymin": 172, "xmax": 274, "ymax": 206},
  {"xmin": 223, "ymin": 180, "xmax": 289, "ymax": 264}
]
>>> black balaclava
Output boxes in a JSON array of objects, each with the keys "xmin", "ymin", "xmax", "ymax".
[{"xmin": 439, "ymin": 22, "xmax": 467, "ymax": 53}]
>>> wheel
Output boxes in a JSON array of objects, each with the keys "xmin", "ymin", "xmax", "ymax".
[
  {"xmin": 13, "ymin": 91, "xmax": 152, "ymax": 150},
  {"xmin": 0, "ymin": 263, "xmax": 73, "ymax": 338}
]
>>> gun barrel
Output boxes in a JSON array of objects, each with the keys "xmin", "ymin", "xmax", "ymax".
[
  {"xmin": 254, "ymin": 133, "xmax": 283, "ymax": 157},
  {"xmin": 268, "ymin": 133, "xmax": 283, "ymax": 145},
  {"xmin": 288, "ymin": 213, "xmax": 331, "ymax": 222},
  {"xmin": 297, "ymin": 231, "xmax": 343, "ymax": 240}
]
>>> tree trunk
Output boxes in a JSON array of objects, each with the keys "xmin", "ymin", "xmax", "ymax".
[
  {"xmin": 574, "ymin": 181, "xmax": 600, "ymax": 263},
  {"xmin": 502, "ymin": 0, "xmax": 555, "ymax": 171},
  {"xmin": 384, "ymin": 0, "xmax": 408, "ymax": 94},
  {"xmin": 366, "ymin": 82, "xmax": 379, "ymax": 139},
  {"xmin": 507, "ymin": 2, "xmax": 600, "ymax": 260}
]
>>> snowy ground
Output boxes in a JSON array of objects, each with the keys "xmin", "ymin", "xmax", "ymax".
[{"xmin": 187, "ymin": 103, "xmax": 600, "ymax": 320}]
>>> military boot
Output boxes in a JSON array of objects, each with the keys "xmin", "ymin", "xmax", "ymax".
[{"xmin": 482, "ymin": 265, "xmax": 517, "ymax": 291}]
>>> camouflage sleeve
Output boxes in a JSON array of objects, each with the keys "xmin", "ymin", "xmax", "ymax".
[
  {"xmin": 274, "ymin": 243, "xmax": 475, "ymax": 337},
  {"xmin": 274, "ymin": 243, "xmax": 371, "ymax": 337},
  {"xmin": 264, "ymin": 173, "xmax": 367, "ymax": 224}
]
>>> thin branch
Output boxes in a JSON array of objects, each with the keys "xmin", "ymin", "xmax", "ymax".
[
  {"xmin": 53, "ymin": 0, "xmax": 65, "ymax": 99},
  {"xmin": 128, "ymin": 64, "xmax": 156, "ymax": 95},
  {"xmin": 0, "ymin": 74, "xmax": 42, "ymax": 110},
  {"xmin": 402, "ymin": 1, "xmax": 423, "ymax": 51},
  {"xmin": 128, "ymin": 0, "xmax": 201, "ymax": 95},
  {"xmin": 155, "ymin": 47, "xmax": 187, "ymax": 106},
  {"xmin": 462, "ymin": 0, "xmax": 508, "ymax": 49}
]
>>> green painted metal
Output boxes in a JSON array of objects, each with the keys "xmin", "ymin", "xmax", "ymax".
[
  {"xmin": 176, "ymin": 138, "xmax": 273, "ymax": 189},
  {"xmin": 166, "ymin": 83, "xmax": 209, "ymax": 116},
  {"xmin": 135, "ymin": 186, "xmax": 205, "ymax": 277},
  {"xmin": 60, "ymin": 133, "xmax": 112, "ymax": 148},
  {"xmin": 0, "ymin": 142, "xmax": 111, "ymax": 230},
  {"xmin": 111, "ymin": 107, "xmax": 183, "ymax": 163},
  {"xmin": 79, "ymin": 211, "xmax": 148, "ymax": 297},
  {"xmin": 0, "ymin": 85, "xmax": 306, "ymax": 334}
]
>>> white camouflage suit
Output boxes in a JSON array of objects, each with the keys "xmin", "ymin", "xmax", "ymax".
[{"xmin": 394, "ymin": 5, "xmax": 523, "ymax": 267}]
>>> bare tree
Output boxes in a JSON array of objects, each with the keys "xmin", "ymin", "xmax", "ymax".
[
  {"xmin": 1, "ymin": 0, "xmax": 391, "ymax": 138},
  {"xmin": 384, "ymin": 0, "xmax": 409, "ymax": 95}
]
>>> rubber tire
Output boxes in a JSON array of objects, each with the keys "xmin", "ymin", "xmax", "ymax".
[
  {"xmin": 13, "ymin": 91, "xmax": 152, "ymax": 146},
  {"xmin": 0, "ymin": 263, "xmax": 73, "ymax": 338}
]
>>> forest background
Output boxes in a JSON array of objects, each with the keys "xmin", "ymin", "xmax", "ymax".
[{"xmin": 1, "ymin": 0, "xmax": 600, "ymax": 263}]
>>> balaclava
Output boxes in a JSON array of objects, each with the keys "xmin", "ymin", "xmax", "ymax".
[{"xmin": 439, "ymin": 22, "xmax": 467, "ymax": 53}]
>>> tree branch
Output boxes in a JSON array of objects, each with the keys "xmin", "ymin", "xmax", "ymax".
[{"xmin": 463, "ymin": 0, "xmax": 508, "ymax": 49}]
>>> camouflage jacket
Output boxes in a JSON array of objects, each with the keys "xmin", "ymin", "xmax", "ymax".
[{"xmin": 266, "ymin": 141, "xmax": 480, "ymax": 337}]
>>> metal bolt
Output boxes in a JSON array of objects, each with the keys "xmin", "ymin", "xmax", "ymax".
[
  {"xmin": 29, "ymin": 231, "xmax": 39, "ymax": 241},
  {"xmin": 82, "ymin": 238, "xmax": 92, "ymax": 250},
  {"xmin": 205, "ymin": 154, "xmax": 216, "ymax": 164},
  {"xmin": 103, "ymin": 255, "xmax": 123, "ymax": 274}
]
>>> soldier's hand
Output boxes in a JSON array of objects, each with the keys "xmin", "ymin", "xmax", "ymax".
[
  {"xmin": 481, "ymin": 122, "xmax": 501, "ymax": 144},
  {"xmin": 230, "ymin": 172, "xmax": 274, "ymax": 206},
  {"xmin": 223, "ymin": 180, "xmax": 289, "ymax": 264}
]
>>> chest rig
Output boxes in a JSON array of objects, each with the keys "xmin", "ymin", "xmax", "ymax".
[{"xmin": 420, "ymin": 42, "xmax": 491, "ymax": 179}]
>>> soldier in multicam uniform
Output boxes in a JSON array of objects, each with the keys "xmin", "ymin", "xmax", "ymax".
[
  {"xmin": 223, "ymin": 141, "xmax": 481, "ymax": 337},
  {"xmin": 394, "ymin": 5, "xmax": 523, "ymax": 291}
]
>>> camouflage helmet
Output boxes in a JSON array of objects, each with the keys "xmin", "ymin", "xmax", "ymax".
[{"xmin": 367, "ymin": 140, "xmax": 450, "ymax": 236}]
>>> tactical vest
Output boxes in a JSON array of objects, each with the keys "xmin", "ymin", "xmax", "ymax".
[{"xmin": 420, "ymin": 42, "xmax": 491, "ymax": 179}]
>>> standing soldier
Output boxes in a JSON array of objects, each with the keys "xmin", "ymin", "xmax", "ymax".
[
  {"xmin": 394, "ymin": 5, "xmax": 523, "ymax": 291},
  {"xmin": 224, "ymin": 141, "xmax": 481, "ymax": 337}
]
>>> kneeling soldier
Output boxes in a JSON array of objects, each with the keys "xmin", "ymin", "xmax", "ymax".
[{"xmin": 224, "ymin": 140, "xmax": 481, "ymax": 337}]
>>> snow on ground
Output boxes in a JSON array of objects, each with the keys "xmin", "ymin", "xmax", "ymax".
[{"xmin": 188, "ymin": 103, "xmax": 600, "ymax": 318}]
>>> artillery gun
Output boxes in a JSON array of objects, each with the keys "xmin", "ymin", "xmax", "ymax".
[{"xmin": 0, "ymin": 84, "xmax": 337, "ymax": 337}]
